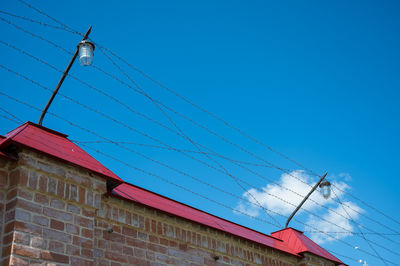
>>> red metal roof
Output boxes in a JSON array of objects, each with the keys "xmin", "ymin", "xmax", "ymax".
[
  {"xmin": 0, "ymin": 122, "xmax": 122, "ymax": 183},
  {"xmin": 113, "ymin": 183, "xmax": 299, "ymax": 257},
  {"xmin": 271, "ymin": 228, "xmax": 344, "ymax": 265},
  {"xmin": 1, "ymin": 122, "xmax": 344, "ymax": 264}
]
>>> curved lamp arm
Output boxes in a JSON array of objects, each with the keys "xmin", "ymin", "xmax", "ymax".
[{"xmin": 284, "ymin": 172, "xmax": 328, "ymax": 228}]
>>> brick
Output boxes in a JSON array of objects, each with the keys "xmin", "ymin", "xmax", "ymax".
[
  {"xmin": 118, "ymin": 209, "xmax": 126, "ymax": 223},
  {"xmin": 56, "ymin": 180, "xmax": 65, "ymax": 198},
  {"xmin": 9, "ymin": 256, "xmax": 29, "ymax": 266},
  {"xmin": 0, "ymin": 170, "xmax": 8, "ymax": 187},
  {"xmin": 149, "ymin": 235, "xmax": 159, "ymax": 244},
  {"xmin": 93, "ymin": 194, "xmax": 101, "ymax": 209},
  {"xmin": 13, "ymin": 231, "xmax": 29, "ymax": 245},
  {"xmin": 28, "ymin": 171, "xmax": 38, "ymax": 189},
  {"xmin": 125, "ymin": 210, "xmax": 131, "ymax": 225},
  {"xmin": 49, "ymin": 240, "xmax": 65, "ymax": 253},
  {"xmin": 13, "ymin": 244, "xmax": 40, "ymax": 259},
  {"xmin": 160, "ymin": 237, "xmax": 169, "ymax": 246},
  {"xmin": 74, "ymin": 216, "xmax": 93, "ymax": 228},
  {"xmin": 82, "ymin": 207, "xmax": 95, "ymax": 217},
  {"xmin": 50, "ymin": 219, "xmax": 64, "ymax": 231},
  {"xmin": 94, "ymin": 248, "xmax": 104, "ymax": 258},
  {"xmin": 32, "ymin": 215, "xmax": 49, "ymax": 226},
  {"xmin": 65, "ymin": 183, "xmax": 70, "ymax": 199},
  {"xmin": 9, "ymin": 168, "xmax": 28, "ymax": 186},
  {"xmin": 48, "ymin": 178, "xmax": 57, "ymax": 194},
  {"xmin": 122, "ymin": 227, "xmax": 137, "ymax": 238},
  {"xmin": 6, "ymin": 198, "xmax": 17, "ymax": 211},
  {"xmin": 38, "ymin": 176, "xmax": 47, "ymax": 191},
  {"xmin": 43, "ymin": 207, "xmax": 72, "ymax": 222},
  {"xmin": 105, "ymin": 251, "xmax": 127, "ymax": 263},
  {"xmin": 43, "ymin": 228, "xmax": 71, "ymax": 243},
  {"xmin": 3, "ymin": 232, "xmax": 13, "ymax": 245},
  {"xmin": 66, "ymin": 245, "xmax": 80, "ymax": 256},
  {"xmin": 110, "ymin": 242, "xmax": 123, "ymax": 251},
  {"xmin": 66, "ymin": 223, "xmax": 79, "ymax": 235},
  {"xmin": 53, "ymin": 165, "xmax": 66, "ymax": 177},
  {"xmin": 81, "ymin": 228, "xmax": 93, "ymax": 238},
  {"xmin": 79, "ymin": 187, "xmax": 86, "ymax": 204},
  {"xmin": 50, "ymin": 199, "xmax": 65, "ymax": 209},
  {"xmin": 5, "ymin": 210, "xmax": 15, "ymax": 223},
  {"xmin": 41, "ymin": 250, "xmax": 69, "ymax": 264},
  {"xmin": 138, "ymin": 232, "xmax": 147, "ymax": 240},
  {"xmin": 37, "ymin": 161, "xmax": 52, "ymax": 174},
  {"xmin": 67, "ymin": 203, "xmax": 80, "ymax": 214},
  {"xmin": 126, "ymin": 238, "xmax": 146, "ymax": 249},
  {"xmin": 31, "ymin": 236, "xmax": 47, "ymax": 249},
  {"xmin": 87, "ymin": 191, "xmax": 94, "ymax": 207},
  {"xmin": 122, "ymin": 246, "xmax": 133, "ymax": 256},
  {"xmin": 17, "ymin": 199, "xmax": 42, "ymax": 213},
  {"xmin": 73, "ymin": 236, "xmax": 93, "ymax": 248},
  {"xmin": 14, "ymin": 209, "xmax": 31, "ymax": 222},
  {"xmin": 127, "ymin": 256, "xmax": 150, "ymax": 266},
  {"xmin": 71, "ymin": 257, "xmax": 93, "ymax": 266},
  {"xmin": 147, "ymin": 243, "xmax": 167, "ymax": 254},
  {"xmin": 70, "ymin": 184, "xmax": 77, "ymax": 201},
  {"xmin": 2, "ymin": 245, "xmax": 11, "ymax": 257},
  {"xmin": 17, "ymin": 189, "xmax": 33, "ymax": 200},
  {"xmin": 4, "ymin": 221, "xmax": 15, "ymax": 234},
  {"xmin": 34, "ymin": 193, "xmax": 49, "ymax": 205},
  {"xmin": 103, "ymin": 231, "xmax": 124, "ymax": 243},
  {"xmin": 66, "ymin": 172, "xmax": 81, "ymax": 184},
  {"xmin": 81, "ymin": 248, "xmax": 93, "ymax": 258},
  {"xmin": 14, "ymin": 221, "xmax": 42, "ymax": 235}
]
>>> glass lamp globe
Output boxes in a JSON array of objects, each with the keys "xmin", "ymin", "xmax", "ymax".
[
  {"xmin": 319, "ymin": 180, "xmax": 331, "ymax": 199},
  {"xmin": 78, "ymin": 40, "xmax": 95, "ymax": 66}
]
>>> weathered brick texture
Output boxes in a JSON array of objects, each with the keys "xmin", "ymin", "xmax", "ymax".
[{"xmin": 0, "ymin": 149, "xmax": 335, "ymax": 266}]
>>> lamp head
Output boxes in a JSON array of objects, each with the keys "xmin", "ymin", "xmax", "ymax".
[
  {"xmin": 319, "ymin": 180, "xmax": 331, "ymax": 199},
  {"xmin": 78, "ymin": 40, "xmax": 95, "ymax": 66}
]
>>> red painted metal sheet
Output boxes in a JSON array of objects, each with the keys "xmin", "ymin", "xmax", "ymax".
[
  {"xmin": 0, "ymin": 123, "xmax": 345, "ymax": 264},
  {"xmin": 1, "ymin": 122, "xmax": 122, "ymax": 182},
  {"xmin": 113, "ymin": 183, "xmax": 300, "ymax": 257},
  {"xmin": 271, "ymin": 228, "xmax": 344, "ymax": 265}
]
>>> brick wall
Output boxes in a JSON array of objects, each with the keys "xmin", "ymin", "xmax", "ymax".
[{"xmin": 0, "ymin": 148, "xmax": 336, "ymax": 266}]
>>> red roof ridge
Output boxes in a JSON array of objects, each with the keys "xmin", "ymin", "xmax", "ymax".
[
  {"xmin": 113, "ymin": 182, "xmax": 300, "ymax": 257},
  {"xmin": 1, "ymin": 121, "xmax": 122, "ymax": 183},
  {"xmin": 271, "ymin": 228, "xmax": 344, "ymax": 265},
  {"xmin": 5, "ymin": 121, "xmax": 68, "ymax": 138},
  {"xmin": 113, "ymin": 181, "xmax": 284, "ymax": 242}
]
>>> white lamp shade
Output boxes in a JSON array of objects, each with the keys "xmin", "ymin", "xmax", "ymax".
[
  {"xmin": 78, "ymin": 41, "xmax": 94, "ymax": 66},
  {"xmin": 319, "ymin": 180, "xmax": 331, "ymax": 199}
]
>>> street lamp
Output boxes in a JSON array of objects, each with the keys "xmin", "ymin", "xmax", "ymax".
[
  {"xmin": 38, "ymin": 26, "xmax": 95, "ymax": 125},
  {"xmin": 319, "ymin": 180, "xmax": 331, "ymax": 199},
  {"xmin": 78, "ymin": 40, "xmax": 95, "ymax": 66},
  {"xmin": 284, "ymin": 172, "xmax": 331, "ymax": 228}
]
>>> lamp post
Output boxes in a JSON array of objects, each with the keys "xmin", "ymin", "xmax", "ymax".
[
  {"xmin": 284, "ymin": 172, "xmax": 331, "ymax": 228},
  {"xmin": 38, "ymin": 26, "xmax": 95, "ymax": 125}
]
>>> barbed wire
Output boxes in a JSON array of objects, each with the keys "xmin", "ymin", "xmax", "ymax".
[
  {"xmin": 2, "ymin": 61, "xmax": 400, "ymax": 247},
  {"xmin": 2, "ymin": 22, "xmax": 395, "ymax": 235},
  {"xmin": 0, "ymin": 106, "xmax": 23, "ymax": 123},
  {"xmin": 10, "ymin": 0, "xmax": 400, "ymax": 230},
  {"xmin": 1, "ymin": 89, "xmax": 400, "ymax": 252},
  {"xmin": 331, "ymin": 186, "xmax": 389, "ymax": 265},
  {"xmin": 1, "ymin": 91, "xmax": 398, "ymax": 265},
  {"xmin": 0, "ymin": 10, "xmax": 81, "ymax": 35}
]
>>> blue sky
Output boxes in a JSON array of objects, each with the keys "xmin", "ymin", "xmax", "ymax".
[{"xmin": 1, "ymin": 0, "xmax": 400, "ymax": 265}]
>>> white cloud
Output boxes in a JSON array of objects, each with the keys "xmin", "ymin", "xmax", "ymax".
[
  {"xmin": 234, "ymin": 170, "xmax": 363, "ymax": 244},
  {"xmin": 306, "ymin": 201, "xmax": 363, "ymax": 244}
]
